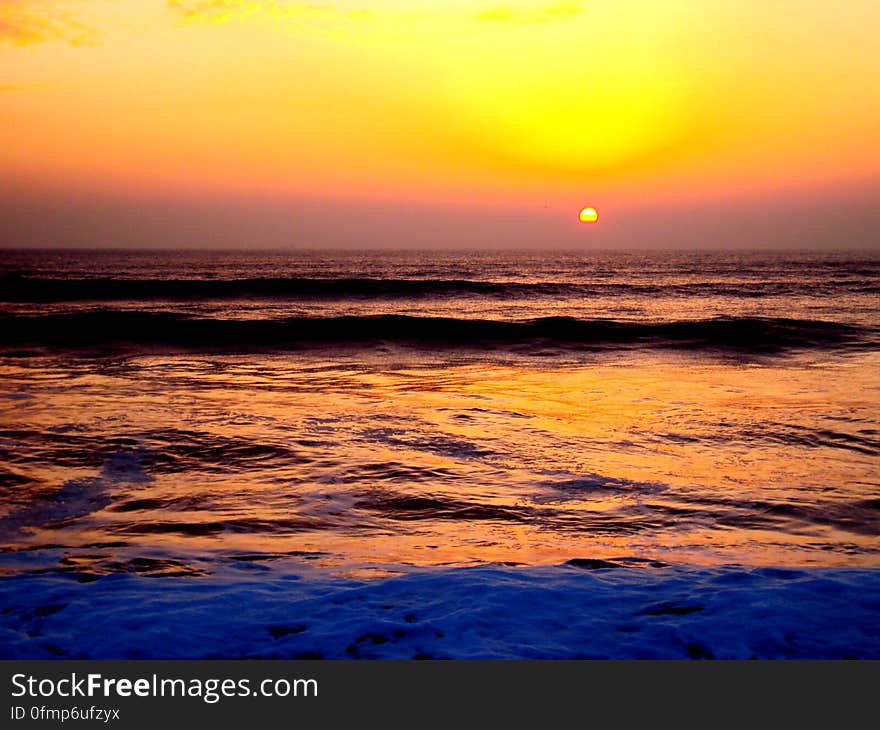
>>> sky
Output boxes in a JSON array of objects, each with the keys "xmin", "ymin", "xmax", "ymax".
[{"xmin": 1, "ymin": 0, "xmax": 878, "ymax": 248}]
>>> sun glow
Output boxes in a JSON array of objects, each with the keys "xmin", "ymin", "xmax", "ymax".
[{"xmin": 0, "ymin": 0, "xmax": 878, "ymax": 243}]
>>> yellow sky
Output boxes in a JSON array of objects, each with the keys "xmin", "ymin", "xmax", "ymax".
[{"xmin": 1, "ymin": 1, "xmax": 879, "ymax": 246}]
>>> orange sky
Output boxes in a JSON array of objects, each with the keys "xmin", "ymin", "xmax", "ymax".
[{"xmin": 1, "ymin": 0, "xmax": 878, "ymax": 247}]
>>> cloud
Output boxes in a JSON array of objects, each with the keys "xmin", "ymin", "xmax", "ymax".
[
  {"xmin": 474, "ymin": 1, "xmax": 583, "ymax": 25},
  {"xmin": 169, "ymin": 1, "xmax": 584, "ymax": 29},
  {"xmin": 167, "ymin": 0, "xmax": 258, "ymax": 23},
  {"xmin": 167, "ymin": 0, "xmax": 371, "ymax": 25},
  {"xmin": 0, "ymin": 1, "xmax": 100, "ymax": 47}
]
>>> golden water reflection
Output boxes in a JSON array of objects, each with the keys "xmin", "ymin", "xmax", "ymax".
[{"xmin": 1, "ymin": 348, "xmax": 878, "ymax": 574}]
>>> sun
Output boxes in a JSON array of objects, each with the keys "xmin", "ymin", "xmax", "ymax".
[{"xmin": 579, "ymin": 207, "xmax": 599, "ymax": 223}]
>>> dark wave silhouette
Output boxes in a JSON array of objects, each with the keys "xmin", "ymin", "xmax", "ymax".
[
  {"xmin": 1, "ymin": 275, "xmax": 877, "ymax": 302},
  {"xmin": 0, "ymin": 311, "xmax": 872, "ymax": 353}
]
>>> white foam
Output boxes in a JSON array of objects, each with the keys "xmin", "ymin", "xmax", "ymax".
[{"xmin": 1, "ymin": 563, "xmax": 878, "ymax": 659}]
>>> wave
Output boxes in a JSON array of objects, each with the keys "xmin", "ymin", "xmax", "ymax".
[
  {"xmin": 1, "ymin": 275, "xmax": 877, "ymax": 301},
  {"xmin": 0, "ymin": 311, "xmax": 872, "ymax": 353}
]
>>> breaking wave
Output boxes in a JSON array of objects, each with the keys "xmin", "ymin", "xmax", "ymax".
[{"xmin": 0, "ymin": 312, "xmax": 872, "ymax": 353}]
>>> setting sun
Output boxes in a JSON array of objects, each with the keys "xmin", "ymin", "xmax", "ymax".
[{"xmin": 579, "ymin": 207, "xmax": 599, "ymax": 223}]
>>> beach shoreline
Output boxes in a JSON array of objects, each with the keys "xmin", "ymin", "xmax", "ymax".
[{"xmin": 2, "ymin": 560, "xmax": 879, "ymax": 659}]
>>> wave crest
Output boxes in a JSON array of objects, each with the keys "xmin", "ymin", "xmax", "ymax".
[{"xmin": 0, "ymin": 312, "xmax": 872, "ymax": 353}]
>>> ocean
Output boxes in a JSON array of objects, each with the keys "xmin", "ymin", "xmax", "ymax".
[{"xmin": 1, "ymin": 248, "xmax": 879, "ymax": 658}]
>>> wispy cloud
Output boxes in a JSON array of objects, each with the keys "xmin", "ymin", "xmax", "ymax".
[
  {"xmin": 474, "ymin": 1, "xmax": 583, "ymax": 25},
  {"xmin": 168, "ymin": 1, "xmax": 582, "ymax": 29},
  {"xmin": 0, "ymin": 1, "xmax": 100, "ymax": 47},
  {"xmin": 167, "ymin": 0, "xmax": 371, "ymax": 25},
  {"xmin": 167, "ymin": 0, "xmax": 261, "ymax": 23}
]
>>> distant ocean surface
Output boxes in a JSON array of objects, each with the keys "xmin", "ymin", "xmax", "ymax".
[{"xmin": 1, "ymin": 249, "xmax": 879, "ymax": 658}]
